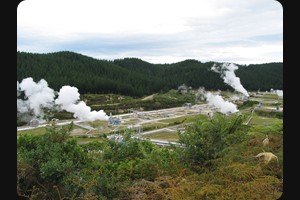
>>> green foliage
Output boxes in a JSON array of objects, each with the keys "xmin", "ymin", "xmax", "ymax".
[
  {"xmin": 17, "ymin": 124, "xmax": 91, "ymax": 198},
  {"xmin": 133, "ymin": 148, "xmax": 178, "ymax": 181},
  {"xmin": 17, "ymin": 110, "xmax": 283, "ymax": 199},
  {"xmin": 17, "ymin": 51, "xmax": 282, "ymax": 97},
  {"xmin": 17, "ymin": 118, "xmax": 27, "ymax": 126},
  {"xmin": 255, "ymin": 109, "xmax": 283, "ymax": 119},
  {"xmin": 178, "ymin": 113, "xmax": 249, "ymax": 170},
  {"xmin": 250, "ymin": 119, "xmax": 283, "ymax": 135},
  {"xmin": 52, "ymin": 111, "xmax": 74, "ymax": 120},
  {"xmin": 235, "ymin": 62, "xmax": 283, "ymax": 91},
  {"xmin": 238, "ymin": 100, "xmax": 259, "ymax": 109},
  {"xmin": 102, "ymin": 132, "xmax": 156, "ymax": 163},
  {"xmin": 86, "ymin": 93, "xmax": 196, "ymax": 116}
]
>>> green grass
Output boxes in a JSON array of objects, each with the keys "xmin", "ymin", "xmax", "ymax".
[
  {"xmin": 122, "ymin": 118, "xmax": 140, "ymax": 125},
  {"xmin": 88, "ymin": 120, "xmax": 109, "ymax": 128},
  {"xmin": 17, "ymin": 124, "xmax": 82, "ymax": 136},
  {"xmin": 141, "ymin": 123, "xmax": 169, "ymax": 132},
  {"xmin": 158, "ymin": 114, "xmax": 206, "ymax": 125},
  {"xmin": 87, "ymin": 129, "xmax": 112, "ymax": 135},
  {"xmin": 248, "ymin": 115, "xmax": 279, "ymax": 126},
  {"xmin": 17, "ymin": 127, "xmax": 47, "ymax": 136},
  {"xmin": 253, "ymin": 109, "xmax": 283, "ymax": 119},
  {"xmin": 259, "ymin": 93, "xmax": 280, "ymax": 99},
  {"xmin": 142, "ymin": 131, "xmax": 179, "ymax": 142}
]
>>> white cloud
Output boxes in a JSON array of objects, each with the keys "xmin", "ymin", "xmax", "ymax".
[{"xmin": 17, "ymin": 0, "xmax": 283, "ymax": 64}]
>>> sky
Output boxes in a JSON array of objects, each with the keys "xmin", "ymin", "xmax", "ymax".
[{"xmin": 17, "ymin": 0, "xmax": 283, "ymax": 65}]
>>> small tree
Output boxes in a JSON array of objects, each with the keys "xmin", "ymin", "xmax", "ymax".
[
  {"xmin": 17, "ymin": 123, "xmax": 91, "ymax": 199},
  {"xmin": 178, "ymin": 112, "xmax": 248, "ymax": 171}
]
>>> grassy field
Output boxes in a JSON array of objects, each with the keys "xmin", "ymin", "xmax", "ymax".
[
  {"xmin": 248, "ymin": 115, "xmax": 281, "ymax": 126},
  {"xmin": 158, "ymin": 114, "xmax": 206, "ymax": 125},
  {"xmin": 142, "ymin": 131, "xmax": 179, "ymax": 142},
  {"xmin": 17, "ymin": 127, "xmax": 47, "ymax": 136},
  {"xmin": 17, "ymin": 124, "xmax": 86, "ymax": 136}
]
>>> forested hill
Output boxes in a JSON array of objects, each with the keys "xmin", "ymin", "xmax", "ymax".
[{"xmin": 17, "ymin": 51, "xmax": 283, "ymax": 97}]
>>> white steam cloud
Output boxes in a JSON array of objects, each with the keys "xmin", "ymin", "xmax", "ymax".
[
  {"xmin": 17, "ymin": 77, "xmax": 108, "ymax": 122},
  {"xmin": 211, "ymin": 63, "xmax": 249, "ymax": 97},
  {"xmin": 270, "ymin": 88, "xmax": 283, "ymax": 97},
  {"xmin": 275, "ymin": 89, "xmax": 283, "ymax": 97},
  {"xmin": 205, "ymin": 92, "xmax": 239, "ymax": 114},
  {"xmin": 55, "ymin": 86, "xmax": 108, "ymax": 121},
  {"xmin": 17, "ymin": 77, "xmax": 55, "ymax": 116},
  {"xmin": 196, "ymin": 86, "xmax": 239, "ymax": 115}
]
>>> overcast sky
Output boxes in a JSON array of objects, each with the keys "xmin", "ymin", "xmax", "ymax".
[{"xmin": 17, "ymin": 0, "xmax": 283, "ymax": 65}]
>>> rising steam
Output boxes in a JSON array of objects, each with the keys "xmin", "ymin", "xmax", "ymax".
[
  {"xmin": 205, "ymin": 92, "xmax": 238, "ymax": 114},
  {"xmin": 196, "ymin": 86, "xmax": 239, "ymax": 114},
  {"xmin": 275, "ymin": 90, "xmax": 283, "ymax": 97},
  {"xmin": 17, "ymin": 77, "xmax": 108, "ymax": 122},
  {"xmin": 270, "ymin": 88, "xmax": 283, "ymax": 97},
  {"xmin": 211, "ymin": 63, "xmax": 249, "ymax": 97},
  {"xmin": 17, "ymin": 77, "xmax": 55, "ymax": 116},
  {"xmin": 55, "ymin": 86, "xmax": 108, "ymax": 121}
]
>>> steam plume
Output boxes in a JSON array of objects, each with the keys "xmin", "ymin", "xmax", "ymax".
[
  {"xmin": 17, "ymin": 77, "xmax": 55, "ymax": 116},
  {"xmin": 211, "ymin": 63, "xmax": 249, "ymax": 97},
  {"xmin": 275, "ymin": 90, "xmax": 283, "ymax": 97},
  {"xmin": 55, "ymin": 86, "xmax": 108, "ymax": 121},
  {"xmin": 196, "ymin": 87, "xmax": 239, "ymax": 114},
  {"xmin": 17, "ymin": 77, "xmax": 108, "ymax": 122},
  {"xmin": 205, "ymin": 92, "xmax": 239, "ymax": 114}
]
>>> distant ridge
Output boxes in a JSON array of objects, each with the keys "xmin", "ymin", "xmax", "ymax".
[{"xmin": 17, "ymin": 51, "xmax": 283, "ymax": 97}]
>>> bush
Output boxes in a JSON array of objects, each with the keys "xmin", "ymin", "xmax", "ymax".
[{"xmin": 178, "ymin": 113, "xmax": 248, "ymax": 171}]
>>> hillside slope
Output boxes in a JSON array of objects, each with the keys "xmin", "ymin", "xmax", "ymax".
[{"xmin": 17, "ymin": 51, "xmax": 283, "ymax": 96}]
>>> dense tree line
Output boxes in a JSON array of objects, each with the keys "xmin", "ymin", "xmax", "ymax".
[
  {"xmin": 17, "ymin": 51, "xmax": 283, "ymax": 97},
  {"xmin": 235, "ymin": 63, "xmax": 283, "ymax": 91}
]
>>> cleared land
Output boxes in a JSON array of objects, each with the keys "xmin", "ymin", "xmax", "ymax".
[{"xmin": 17, "ymin": 91, "xmax": 283, "ymax": 144}]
